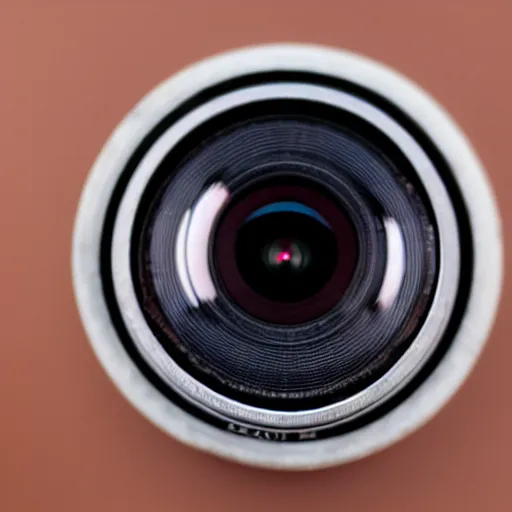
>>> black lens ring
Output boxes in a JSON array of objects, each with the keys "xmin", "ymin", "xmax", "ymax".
[{"xmin": 98, "ymin": 70, "xmax": 472, "ymax": 440}]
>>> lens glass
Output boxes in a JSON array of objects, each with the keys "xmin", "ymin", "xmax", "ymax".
[
  {"xmin": 214, "ymin": 181, "xmax": 358, "ymax": 323},
  {"xmin": 239, "ymin": 201, "xmax": 335, "ymax": 303},
  {"xmin": 131, "ymin": 99, "xmax": 439, "ymax": 411}
]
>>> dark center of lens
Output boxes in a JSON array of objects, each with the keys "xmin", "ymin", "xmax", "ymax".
[
  {"xmin": 264, "ymin": 239, "xmax": 309, "ymax": 272},
  {"xmin": 214, "ymin": 181, "xmax": 358, "ymax": 323},
  {"xmin": 236, "ymin": 202, "xmax": 336, "ymax": 303}
]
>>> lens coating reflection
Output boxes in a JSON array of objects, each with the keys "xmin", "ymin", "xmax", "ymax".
[{"xmin": 246, "ymin": 201, "xmax": 330, "ymax": 227}]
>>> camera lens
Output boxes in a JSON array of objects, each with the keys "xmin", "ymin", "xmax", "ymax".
[
  {"xmin": 73, "ymin": 45, "xmax": 502, "ymax": 470},
  {"xmin": 214, "ymin": 180, "xmax": 357, "ymax": 323},
  {"xmin": 132, "ymin": 104, "xmax": 439, "ymax": 411}
]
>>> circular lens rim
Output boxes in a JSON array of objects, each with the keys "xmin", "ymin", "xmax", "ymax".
[
  {"xmin": 108, "ymin": 82, "xmax": 460, "ymax": 430},
  {"xmin": 72, "ymin": 44, "xmax": 502, "ymax": 470}
]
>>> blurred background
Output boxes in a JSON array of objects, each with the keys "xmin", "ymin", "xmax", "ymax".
[{"xmin": 0, "ymin": 2, "xmax": 510, "ymax": 511}]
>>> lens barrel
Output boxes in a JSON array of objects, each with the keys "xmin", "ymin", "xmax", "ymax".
[{"xmin": 73, "ymin": 45, "xmax": 502, "ymax": 469}]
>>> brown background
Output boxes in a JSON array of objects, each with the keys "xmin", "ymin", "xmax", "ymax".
[{"xmin": 1, "ymin": 2, "xmax": 510, "ymax": 511}]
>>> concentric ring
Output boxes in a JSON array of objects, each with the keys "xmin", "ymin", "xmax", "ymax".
[
  {"xmin": 110, "ymin": 82, "xmax": 460, "ymax": 429},
  {"xmin": 72, "ymin": 44, "xmax": 502, "ymax": 469}
]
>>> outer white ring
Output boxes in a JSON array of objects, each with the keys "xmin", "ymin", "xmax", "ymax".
[
  {"xmin": 110, "ymin": 82, "xmax": 460, "ymax": 429},
  {"xmin": 72, "ymin": 44, "xmax": 503, "ymax": 470}
]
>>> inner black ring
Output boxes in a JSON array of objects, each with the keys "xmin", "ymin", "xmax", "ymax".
[
  {"xmin": 98, "ymin": 71, "xmax": 471, "ymax": 438},
  {"xmin": 214, "ymin": 178, "xmax": 358, "ymax": 324}
]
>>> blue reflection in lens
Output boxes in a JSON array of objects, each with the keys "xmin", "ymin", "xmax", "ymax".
[{"xmin": 245, "ymin": 201, "xmax": 330, "ymax": 228}]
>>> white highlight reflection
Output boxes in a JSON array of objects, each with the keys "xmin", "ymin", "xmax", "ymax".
[
  {"xmin": 176, "ymin": 183, "xmax": 230, "ymax": 305},
  {"xmin": 175, "ymin": 209, "xmax": 198, "ymax": 307},
  {"xmin": 377, "ymin": 218, "xmax": 405, "ymax": 310}
]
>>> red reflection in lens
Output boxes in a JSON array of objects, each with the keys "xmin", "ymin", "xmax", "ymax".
[{"xmin": 276, "ymin": 251, "xmax": 291, "ymax": 263}]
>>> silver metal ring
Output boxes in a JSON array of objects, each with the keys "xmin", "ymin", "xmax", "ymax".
[
  {"xmin": 72, "ymin": 44, "xmax": 502, "ymax": 469},
  {"xmin": 110, "ymin": 82, "xmax": 460, "ymax": 429}
]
